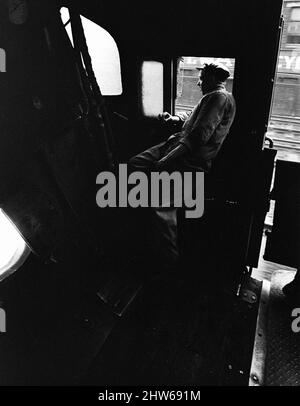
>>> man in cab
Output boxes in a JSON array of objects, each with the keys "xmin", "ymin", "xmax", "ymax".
[{"xmin": 129, "ymin": 62, "xmax": 236, "ymax": 269}]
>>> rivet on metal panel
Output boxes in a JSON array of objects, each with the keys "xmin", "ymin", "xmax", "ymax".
[
  {"xmin": 240, "ymin": 289, "xmax": 257, "ymax": 304},
  {"xmin": 33, "ymin": 97, "xmax": 43, "ymax": 110}
]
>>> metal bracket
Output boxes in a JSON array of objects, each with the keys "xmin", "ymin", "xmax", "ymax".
[{"xmin": 240, "ymin": 289, "xmax": 257, "ymax": 304}]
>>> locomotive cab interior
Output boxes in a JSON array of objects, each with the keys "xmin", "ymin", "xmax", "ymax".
[{"xmin": 0, "ymin": 0, "xmax": 299, "ymax": 387}]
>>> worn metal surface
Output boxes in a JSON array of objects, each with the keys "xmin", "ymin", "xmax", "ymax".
[
  {"xmin": 265, "ymin": 269, "xmax": 300, "ymax": 386},
  {"xmin": 249, "ymin": 279, "xmax": 270, "ymax": 386},
  {"xmin": 220, "ymin": 276, "xmax": 262, "ymax": 386}
]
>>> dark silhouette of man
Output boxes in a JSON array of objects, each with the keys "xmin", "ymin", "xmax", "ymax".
[{"xmin": 129, "ymin": 63, "xmax": 236, "ymax": 268}]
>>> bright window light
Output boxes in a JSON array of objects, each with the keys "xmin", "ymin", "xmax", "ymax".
[
  {"xmin": 141, "ymin": 61, "xmax": 164, "ymax": 117},
  {"xmin": 60, "ymin": 7, "xmax": 122, "ymax": 96},
  {"xmin": 0, "ymin": 209, "xmax": 28, "ymax": 281}
]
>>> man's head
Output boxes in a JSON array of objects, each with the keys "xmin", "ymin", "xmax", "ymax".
[{"xmin": 197, "ymin": 63, "xmax": 230, "ymax": 94}]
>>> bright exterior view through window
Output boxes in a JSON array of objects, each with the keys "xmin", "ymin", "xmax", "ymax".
[
  {"xmin": 267, "ymin": 0, "xmax": 300, "ymax": 163},
  {"xmin": 60, "ymin": 7, "xmax": 122, "ymax": 96},
  {"xmin": 175, "ymin": 56, "xmax": 235, "ymax": 116}
]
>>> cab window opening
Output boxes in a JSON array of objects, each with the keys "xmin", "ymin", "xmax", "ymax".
[
  {"xmin": 175, "ymin": 56, "xmax": 236, "ymax": 116},
  {"xmin": 140, "ymin": 61, "xmax": 164, "ymax": 117},
  {"xmin": 60, "ymin": 7, "xmax": 123, "ymax": 96},
  {"xmin": 266, "ymin": 0, "xmax": 300, "ymax": 163},
  {"xmin": 286, "ymin": 5, "xmax": 300, "ymax": 44}
]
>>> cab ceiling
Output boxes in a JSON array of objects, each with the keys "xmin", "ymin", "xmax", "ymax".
[{"xmin": 62, "ymin": 0, "xmax": 282, "ymax": 57}]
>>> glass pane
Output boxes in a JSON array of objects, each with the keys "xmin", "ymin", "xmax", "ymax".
[
  {"xmin": 287, "ymin": 34, "xmax": 300, "ymax": 44},
  {"xmin": 287, "ymin": 21, "xmax": 300, "ymax": 34},
  {"xmin": 141, "ymin": 61, "xmax": 164, "ymax": 117},
  {"xmin": 291, "ymin": 7, "xmax": 300, "ymax": 20}
]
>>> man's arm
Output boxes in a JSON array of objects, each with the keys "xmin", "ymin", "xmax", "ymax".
[
  {"xmin": 158, "ymin": 111, "xmax": 190, "ymax": 129},
  {"xmin": 180, "ymin": 92, "xmax": 227, "ymax": 150}
]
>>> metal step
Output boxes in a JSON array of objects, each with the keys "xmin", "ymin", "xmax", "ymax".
[{"xmin": 264, "ymin": 269, "xmax": 300, "ymax": 386}]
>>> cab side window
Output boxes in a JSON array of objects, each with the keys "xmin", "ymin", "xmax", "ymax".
[
  {"xmin": 140, "ymin": 61, "xmax": 164, "ymax": 117},
  {"xmin": 60, "ymin": 7, "xmax": 122, "ymax": 96}
]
